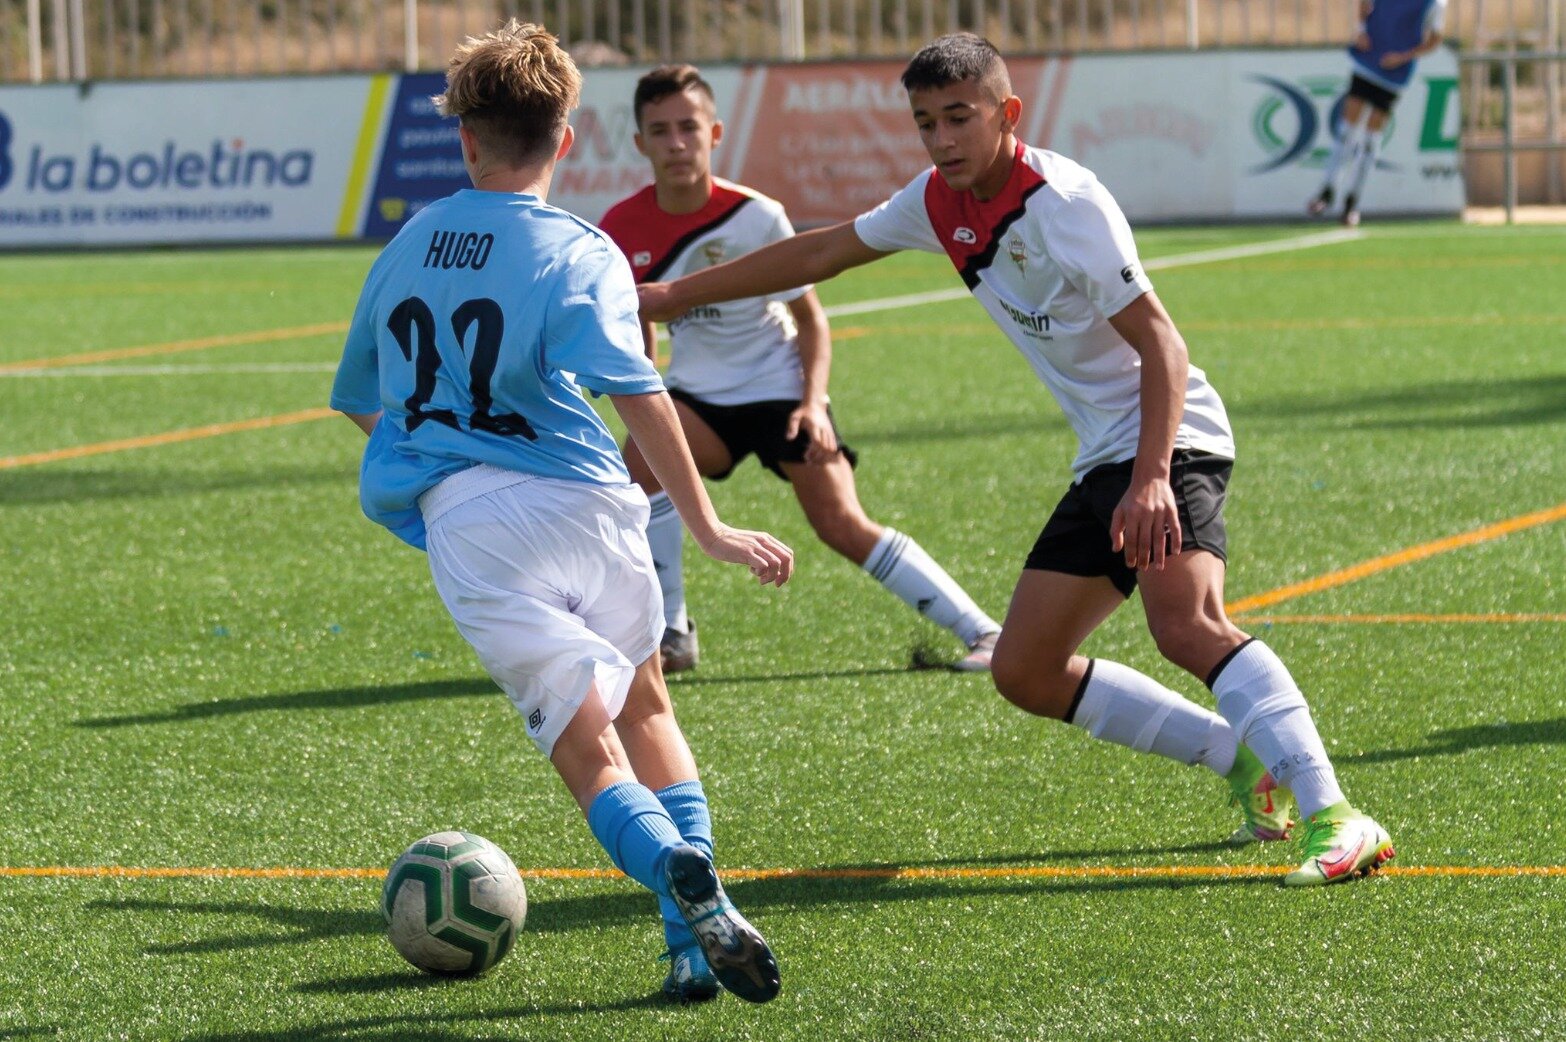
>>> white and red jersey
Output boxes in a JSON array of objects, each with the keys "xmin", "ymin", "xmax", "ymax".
[
  {"xmin": 600, "ymin": 179, "xmax": 811, "ymax": 406},
  {"xmin": 854, "ymin": 143, "xmax": 1234, "ymax": 480}
]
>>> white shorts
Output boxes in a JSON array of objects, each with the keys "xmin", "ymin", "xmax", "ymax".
[{"xmin": 421, "ymin": 465, "xmax": 663, "ymax": 757}]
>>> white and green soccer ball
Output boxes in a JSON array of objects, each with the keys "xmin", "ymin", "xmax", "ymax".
[{"xmin": 381, "ymin": 831, "xmax": 527, "ymax": 976}]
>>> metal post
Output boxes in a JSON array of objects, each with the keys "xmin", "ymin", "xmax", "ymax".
[
  {"xmin": 27, "ymin": 0, "xmax": 44, "ymax": 81},
  {"xmin": 1503, "ymin": 54, "xmax": 1516, "ymax": 224},
  {"xmin": 404, "ymin": 0, "xmax": 417, "ymax": 70},
  {"xmin": 68, "ymin": 0, "xmax": 86, "ymax": 78},
  {"xmin": 1185, "ymin": 0, "xmax": 1196, "ymax": 48},
  {"xmin": 1547, "ymin": 0, "xmax": 1563, "ymax": 202}
]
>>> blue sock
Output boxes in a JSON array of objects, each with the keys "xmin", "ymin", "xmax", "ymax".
[
  {"xmin": 586, "ymin": 781, "xmax": 686, "ymax": 897},
  {"xmin": 654, "ymin": 780, "xmax": 713, "ymax": 950}
]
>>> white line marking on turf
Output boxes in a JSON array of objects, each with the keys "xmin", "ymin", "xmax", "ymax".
[
  {"xmin": 822, "ymin": 229, "xmax": 1363, "ymax": 318},
  {"xmin": 0, "ymin": 362, "xmax": 338, "ymax": 379}
]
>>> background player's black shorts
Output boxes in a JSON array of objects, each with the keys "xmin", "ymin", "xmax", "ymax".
[
  {"xmin": 669, "ymin": 388, "xmax": 859, "ymax": 482},
  {"xmin": 1347, "ymin": 73, "xmax": 1400, "ymax": 113},
  {"xmin": 1024, "ymin": 450, "xmax": 1232, "ymax": 598}
]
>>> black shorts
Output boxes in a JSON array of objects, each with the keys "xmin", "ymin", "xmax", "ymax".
[
  {"xmin": 1024, "ymin": 450, "xmax": 1232, "ymax": 598},
  {"xmin": 668, "ymin": 388, "xmax": 859, "ymax": 481},
  {"xmin": 1348, "ymin": 73, "xmax": 1400, "ymax": 113}
]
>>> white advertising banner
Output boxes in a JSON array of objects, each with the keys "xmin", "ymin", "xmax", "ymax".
[{"xmin": 0, "ymin": 77, "xmax": 371, "ymax": 246}]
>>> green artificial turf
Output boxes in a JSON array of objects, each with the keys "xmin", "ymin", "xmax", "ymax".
[{"xmin": 1, "ymin": 221, "xmax": 1562, "ymax": 1040}]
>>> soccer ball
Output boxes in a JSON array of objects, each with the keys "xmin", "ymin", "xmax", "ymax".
[{"xmin": 381, "ymin": 830, "xmax": 527, "ymax": 976}]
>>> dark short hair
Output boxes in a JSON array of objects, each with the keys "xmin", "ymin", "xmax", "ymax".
[
  {"xmin": 900, "ymin": 32, "xmax": 1012, "ymax": 101},
  {"xmin": 633, "ymin": 64, "xmax": 717, "ymax": 126}
]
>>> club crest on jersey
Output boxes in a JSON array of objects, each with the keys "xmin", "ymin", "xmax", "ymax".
[
  {"xmin": 953, "ymin": 227, "xmax": 977, "ymax": 244},
  {"xmin": 1007, "ymin": 235, "xmax": 1027, "ymax": 272},
  {"xmin": 701, "ymin": 240, "xmax": 727, "ymax": 265},
  {"xmin": 633, "ymin": 250, "xmax": 651, "ymax": 267}
]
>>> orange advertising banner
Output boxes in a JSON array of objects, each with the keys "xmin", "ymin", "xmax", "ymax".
[{"xmin": 725, "ymin": 57, "xmax": 1072, "ymax": 226}]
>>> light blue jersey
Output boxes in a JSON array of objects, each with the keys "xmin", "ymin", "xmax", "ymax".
[
  {"xmin": 1350, "ymin": 0, "xmax": 1447, "ymax": 92},
  {"xmin": 331, "ymin": 189, "xmax": 664, "ymax": 549}
]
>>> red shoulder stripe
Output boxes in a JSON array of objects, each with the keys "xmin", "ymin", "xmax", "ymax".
[
  {"xmin": 598, "ymin": 184, "xmax": 753, "ymax": 284},
  {"xmin": 922, "ymin": 144, "xmax": 1047, "ymax": 290}
]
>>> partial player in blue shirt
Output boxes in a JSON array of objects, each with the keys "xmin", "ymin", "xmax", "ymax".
[
  {"xmin": 1309, "ymin": 0, "xmax": 1448, "ymax": 226},
  {"xmin": 329, "ymin": 20, "xmax": 789, "ymax": 1006}
]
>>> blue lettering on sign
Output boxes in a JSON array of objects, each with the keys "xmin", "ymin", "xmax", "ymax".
[{"xmin": 0, "ymin": 112, "xmax": 13, "ymax": 190}]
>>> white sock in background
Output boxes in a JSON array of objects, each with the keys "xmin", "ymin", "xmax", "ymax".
[
  {"xmin": 1069, "ymin": 658, "xmax": 1238, "ymax": 776},
  {"xmin": 645, "ymin": 492, "xmax": 688, "ymax": 633},
  {"xmin": 862, "ymin": 528, "xmax": 999, "ymax": 647},
  {"xmin": 1209, "ymin": 640, "xmax": 1345, "ymax": 818}
]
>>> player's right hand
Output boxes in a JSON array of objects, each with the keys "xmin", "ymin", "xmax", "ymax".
[
  {"xmin": 638, "ymin": 282, "xmax": 683, "ymax": 323},
  {"xmin": 697, "ymin": 525, "xmax": 794, "ymax": 586}
]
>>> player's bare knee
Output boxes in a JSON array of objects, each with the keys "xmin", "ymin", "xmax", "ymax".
[
  {"xmin": 811, "ymin": 510, "xmax": 878, "ymax": 561},
  {"xmin": 991, "ymin": 651, "xmax": 1073, "ymax": 719},
  {"xmin": 1148, "ymin": 615, "xmax": 1233, "ymax": 677}
]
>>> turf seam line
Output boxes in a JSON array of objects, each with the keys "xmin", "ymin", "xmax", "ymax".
[{"xmin": 4, "ymin": 864, "xmax": 1563, "ymax": 881}]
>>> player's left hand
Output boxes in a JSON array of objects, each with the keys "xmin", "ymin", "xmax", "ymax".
[
  {"xmin": 785, "ymin": 400, "xmax": 839, "ymax": 463},
  {"xmin": 1110, "ymin": 477, "xmax": 1182, "ymax": 572},
  {"xmin": 697, "ymin": 525, "xmax": 794, "ymax": 586},
  {"xmin": 638, "ymin": 282, "xmax": 684, "ymax": 323}
]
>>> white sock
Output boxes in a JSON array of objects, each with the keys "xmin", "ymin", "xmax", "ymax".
[
  {"xmin": 645, "ymin": 492, "xmax": 688, "ymax": 633},
  {"xmin": 1318, "ymin": 114, "xmax": 1365, "ymax": 196},
  {"xmin": 1347, "ymin": 132, "xmax": 1380, "ymax": 202},
  {"xmin": 1209, "ymin": 640, "xmax": 1345, "ymax": 818},
  {"xmin": 862, "ymin": 528, "xmax": 999, "ymax": 647},
  {"xmin": 1068, "ymin": 659, "xmax": 1238, "ymax": 776}
]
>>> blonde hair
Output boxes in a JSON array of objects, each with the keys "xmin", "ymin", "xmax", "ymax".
[{"xmin": 434, "ymin": 20, "xmax": 582, "ymax": 165}]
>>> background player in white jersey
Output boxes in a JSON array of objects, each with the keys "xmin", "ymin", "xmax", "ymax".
[
  {"xmin": 640, "ymin": 33, "xmax": 1395, "ymax": 887},
  {"xmin": 599, "ymin": 64, "xmax": 1001, "ymax": 674},
  {"xmin": 329, "ymin": 22, "xmax": 785, "ymax": 1002},
  {"xmin": 1308, "ymin": 0, "xmax": 1448, "ymax": 226}
]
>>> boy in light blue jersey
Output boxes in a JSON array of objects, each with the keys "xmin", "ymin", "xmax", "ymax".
[
  {"xmin": 1308, "ymin": 0, "xmax": 1448, "ymax": 226},
  {"xmin": 330, "ymin": 21, "xmax": 787, "ymax": 1004}
]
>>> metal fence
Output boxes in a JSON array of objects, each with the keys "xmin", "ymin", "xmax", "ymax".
[
  {"xmin": 0, "ymin": 0, "xmax": 1560, "ymax": 205},
  {"xmin": 0, "ymin": 0, "xmax": 1558, "ymax": 80}
]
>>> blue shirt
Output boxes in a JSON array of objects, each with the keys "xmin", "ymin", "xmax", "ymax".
[
  {"xmin": 331, "ymin": 189, "xmax": 664, "ymax": 549},
  {"xmin": 1350, "ymin": 0, "xmax": 1446, "ymax": 91}
]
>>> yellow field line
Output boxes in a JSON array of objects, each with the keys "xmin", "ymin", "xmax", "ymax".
[
  {"xmin": 2, "ymin": 864, "xmax": 1562, "ymax": 881},
  {"xmin": 1242, "ymin": 613, "xmax": 1566, "ymax": 625},
  {"xmin": 0, "ymin": 409, "xmax": 338, "ymax": 471},
  {"xmin": 0, "ymin": 321, "xmax": 349, "ymax": 374},
  {"xmin": 1226, "ymin": 501, "xmax": 1566, "ymax": 615}
]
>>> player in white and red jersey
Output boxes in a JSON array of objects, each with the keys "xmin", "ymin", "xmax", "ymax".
[
  {"xmin": 639, "ymin": 35, "xmax": 1394, "ymax": 888},
  {"xmin": 600, "ymin": 65, "xmax": 1001, "ymax": 695}
]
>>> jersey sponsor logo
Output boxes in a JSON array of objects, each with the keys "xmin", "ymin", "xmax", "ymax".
[
  {"xmin": 1120, "ymin": 263, "xmax": 1139, "ymax": 284},
  {"xmin": 669, "ymin": 305, "xmax": 723, "ymax": 330},
  {"xmin": 422, "ymin": 229, "xmax": 495, "ymax": 271},
  {"xmin": 997, "ymin": 297, "xmax": 1053, "ymax": 336},
  {"xmin": 1007, "ymin": 234, "xmax": 1027, "ymax": 272},
  {"xmin": 952, "ymin": 226, "xmax": 977, "ymax": 244}
]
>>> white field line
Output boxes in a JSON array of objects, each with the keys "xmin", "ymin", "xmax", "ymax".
[
  {"xmin": 2, "ymin": 230, "xmax": 1365, "ymax": 380},
  {"xmin": 0, "ymin": 362, "xmax": 338, "ymax": 378},
  {"xmin": 822, "ymin": 228, "xmax": 1363, "ymax": 318}
]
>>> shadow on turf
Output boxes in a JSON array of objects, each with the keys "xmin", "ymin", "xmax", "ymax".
[
  {"xmin": 0, "ymin": 463, "xmax": 350, "ymax": 506},
  {"xmin": 74, "ymin": 678, "xmax": 498, "ymax": 729},
  {"xmin": 1238, "ymin": 373, "xmax": 1566, "ymax": 430},
  {"xmin": 184, "ymin": 996, "xmax": 668, "ymax": 1042},
  {"xmin": 1350, "ymin": 715, "xmax": 1566, "ymax": 764},
  {"xmin": 86, "ymin": 897, "xmax": 384, "ymax": 956}
]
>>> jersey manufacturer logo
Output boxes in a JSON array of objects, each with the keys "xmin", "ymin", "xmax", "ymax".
[
  {"xmin": 527, "ymin": 708, "xmax": 544, "ymax": 731},
  {"xmin": 633, "ymin": 250, "xmax": 651, "ymax": 266},
  {"xmin": 701, "ymin": 239, "xmax": 726, "ymax": 265},
  {"xmin": 1007, "ymin": 235, "xmax": 1027, "ymax": 272},
  {"xmin": 952, "ymin": 226, "xmax": 977, "ymax": 244},
  {"xmin": 1120, "ymin": 263, "xmax": 1139, "ymax": 284}
]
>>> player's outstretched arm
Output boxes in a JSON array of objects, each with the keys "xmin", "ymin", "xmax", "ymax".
[
  {"xmin": 640, "ymin": 220, "xmax": 888, "ymax": 322},
  {"xmin": 611, "ymin": 390, "xmax": 794, "ymax": 586}
]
